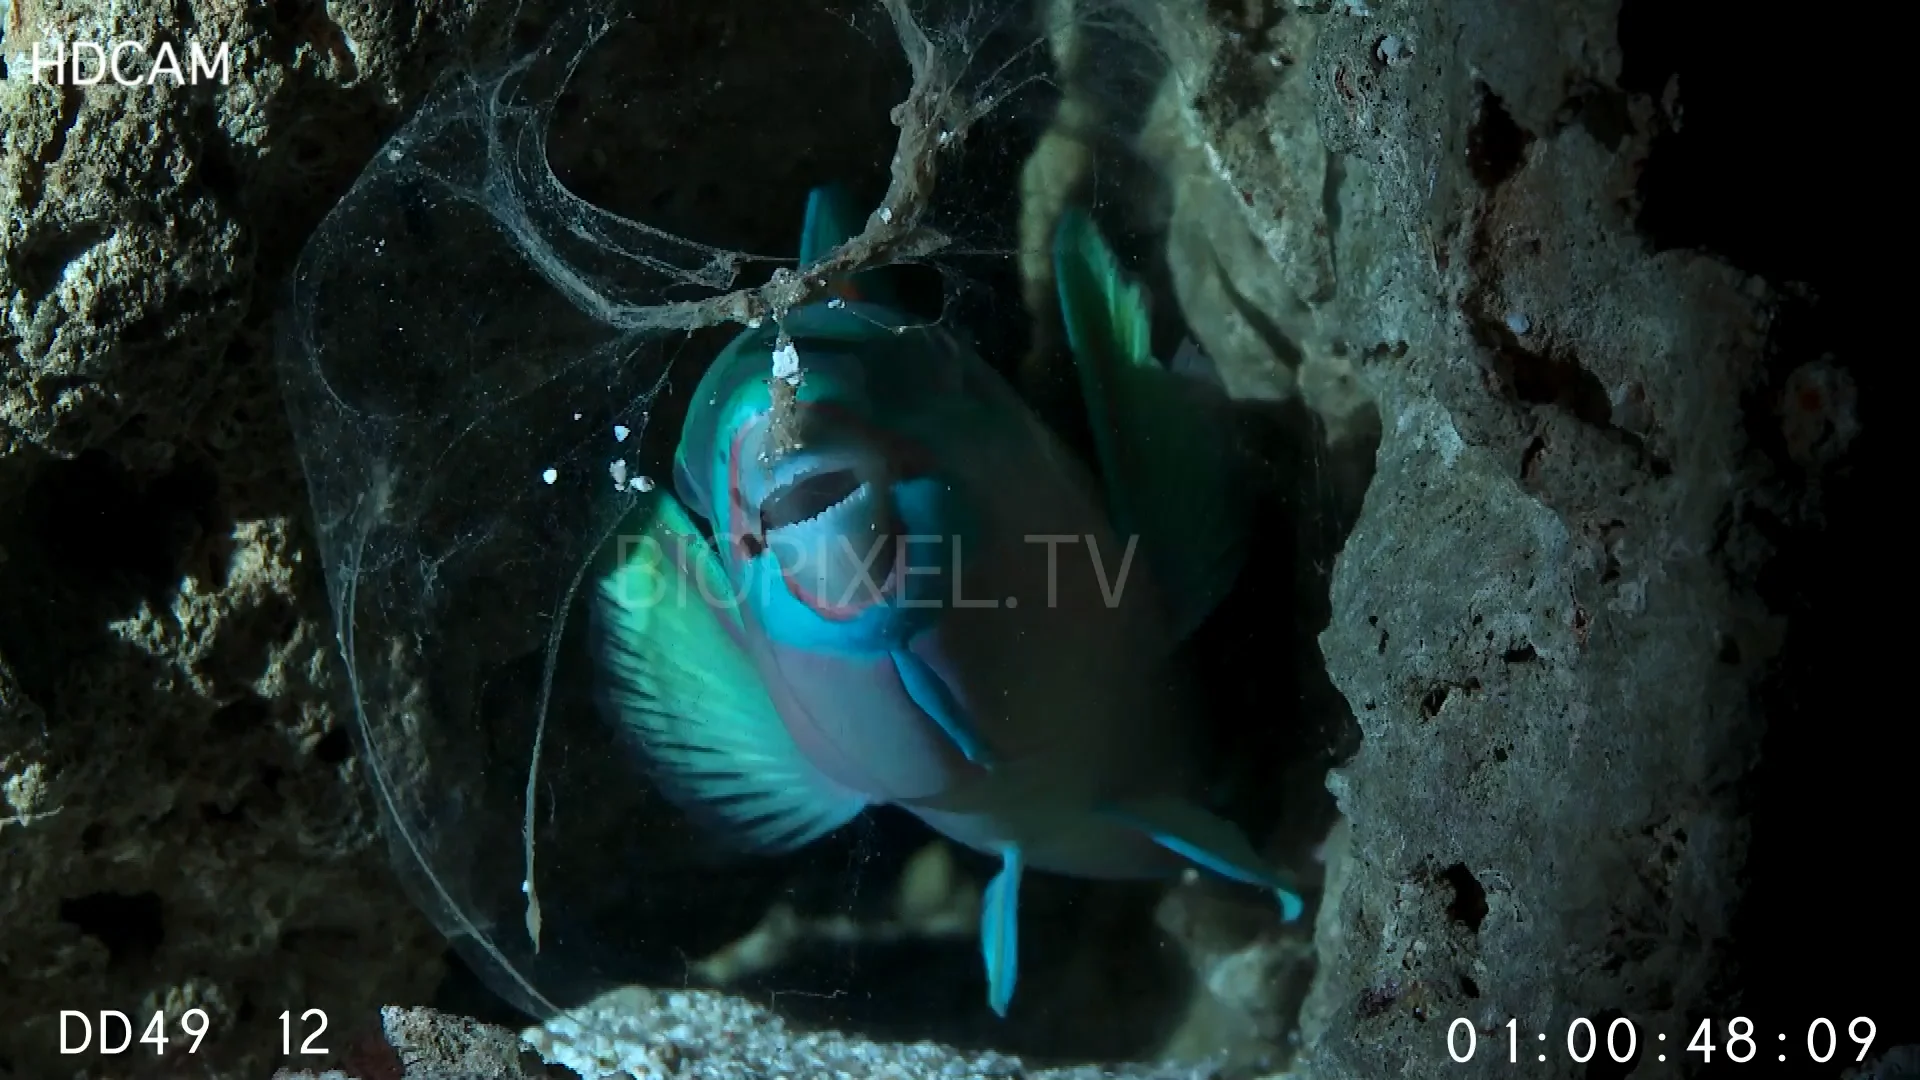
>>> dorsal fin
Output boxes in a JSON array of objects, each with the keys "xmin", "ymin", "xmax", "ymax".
[
  {"xmin": 799, "ymin": 183, "xmax": 899, "ymax": 308},
  {"xmin": 1051, "ymin": 208, "xmax": 1249, "ymax": 641}
]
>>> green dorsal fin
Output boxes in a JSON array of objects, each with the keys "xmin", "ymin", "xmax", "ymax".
[
  {"xmin": 1051, "ymin": 208, "xmax": 1248, "ymax": 640},
  {"xmin": 799, "ymin": 183, "xmax": 898, "ymax": 308}
]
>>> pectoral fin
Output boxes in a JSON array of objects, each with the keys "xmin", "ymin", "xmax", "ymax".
[
  {"xmin": 1100, "ymin": 795, "xmax": 1305, "ymax": 921},
  {"xmin": 595, "ymin": 490, "xmax": 867, "ymax": 853},
  {"xmin": 1053, "ymin": 209, "xmax": 1248, "ymax": 640},
  {"xmin": 981, "ymin": 844, "xmax": 1025, "ymax": 1016}
]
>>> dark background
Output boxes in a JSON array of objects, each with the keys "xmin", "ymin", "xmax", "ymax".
[{"xmin": 1622, "ymin": 1, "xmax": 1903, "ymax": 1075}]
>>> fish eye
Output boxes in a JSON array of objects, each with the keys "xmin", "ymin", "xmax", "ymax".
[{"xmin": 759, "ymin": 468, "xmax": 861, "ymax": 531}]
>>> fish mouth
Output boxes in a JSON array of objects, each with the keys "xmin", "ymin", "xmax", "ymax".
[
  {"xmin": 759, "ymin": 467, "xmax": 864, "ymax": 532},
  {"xmin": 758, "ymin": 468, "xmax": 899, "ymax": 617}
]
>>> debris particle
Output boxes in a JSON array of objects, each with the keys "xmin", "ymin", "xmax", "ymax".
[
  {"xmin": 771, "ymin": 338, "xmax": 801, "ymax": 385},
  {"xmin": 613, "ymin": 424, "xmax": 630, "ymax": 442},
  {"xmin": 1506, "ymin": 312, "xmax": 1532, "ymax": 335},
  {"xmin": 1376, "ymin": 34, "xmax": 1412, "ymax": 67},
  {"xmin": 631, "ymin": 475, "xmax": 655, "ymax": 493},
  {"xmin": 610, "ymin": 459, "xmax": 630, "ymax": 489},
  {"xmin": 541, "ymin": 468, "xmax": 558, "ymax": 485},
  {"xmin": 878, "ymin": 206, "xmax": 893, "ymax": 224}
]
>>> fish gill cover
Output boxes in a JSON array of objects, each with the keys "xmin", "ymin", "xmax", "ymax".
[{"xmin": 274, "ymin": 0, "xmax": 1356, "ymax": 1059}]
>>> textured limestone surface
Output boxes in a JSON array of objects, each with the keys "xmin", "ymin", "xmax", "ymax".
[
  {"xmin": 1085, "ymin": 4, "xmax": 1784, "ymax": 1068},
  {"xmin": 1257, "ymin": 0, "xmax": 1775, "ymax": 1076},
  {"xmin": 0, "ymin": 1, "xmax": 515, "ymax": 1077},
  {"xmin": 517, "ymin": 989, "xmax": 1232, "ymax": 1080}
]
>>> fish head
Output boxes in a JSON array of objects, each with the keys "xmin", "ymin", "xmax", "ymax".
[{"xmin": 704, "ymin": 331, "xmax": 973, "ymax": 656}]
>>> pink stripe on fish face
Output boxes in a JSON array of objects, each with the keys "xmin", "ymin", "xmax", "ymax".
[
  {"xmin": 724, "ymin": 418, "xmax": 763, "ymax": 566},
  {"xmin": 781, "ymin": 558, "xmax": 893, "ymax": 622},
  {"xmin": 723, "ymin": 399, "xmax": 939, "ymax": 623}
]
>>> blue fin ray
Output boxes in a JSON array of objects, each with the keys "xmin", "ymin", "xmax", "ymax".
[
  {"xmin": 1100, "ymin": 795, "xmax": 1306, "ymax": 921},
  {"xmin": 982, "ymin": 844, "xmax": 1025, "ymax": 1016}
]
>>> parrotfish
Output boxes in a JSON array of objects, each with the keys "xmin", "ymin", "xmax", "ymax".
[{"xmin": 593, "ymin": 185, "xmax": 1304, "ymax": 1016}]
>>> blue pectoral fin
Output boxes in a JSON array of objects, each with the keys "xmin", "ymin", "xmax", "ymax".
[
  {"xmin": 892, "ymin": 647, "xmax": 997, "ymax": 767},
  {"xmin": 800, "ymin": 183, "xmax": 899, "ymax": 307},
  {"xmin": 595, "ymin": 490, "xmax": 867, "ymax": 853},
  {"xmin": 981, "ymin": 844, "xmax": 1025, "ymax": 1016},
  {"xmin": 1053, "ymin": 209, "xmax": 1249, "ymax": 640},
  {"xmin": 1101, "ymin": 796, "xmax": 1306, "ymax": 922}
]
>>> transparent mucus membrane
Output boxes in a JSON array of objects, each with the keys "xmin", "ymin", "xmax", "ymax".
[{"xmin": 277, "ymin": 0, "xmax": 1351, "ymax": 1061}]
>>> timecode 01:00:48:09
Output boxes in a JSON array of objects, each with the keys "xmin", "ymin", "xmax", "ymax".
[{"xmin": 1444, "ymin": 1016, "xmax": 1878, "ymax": 1066}]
